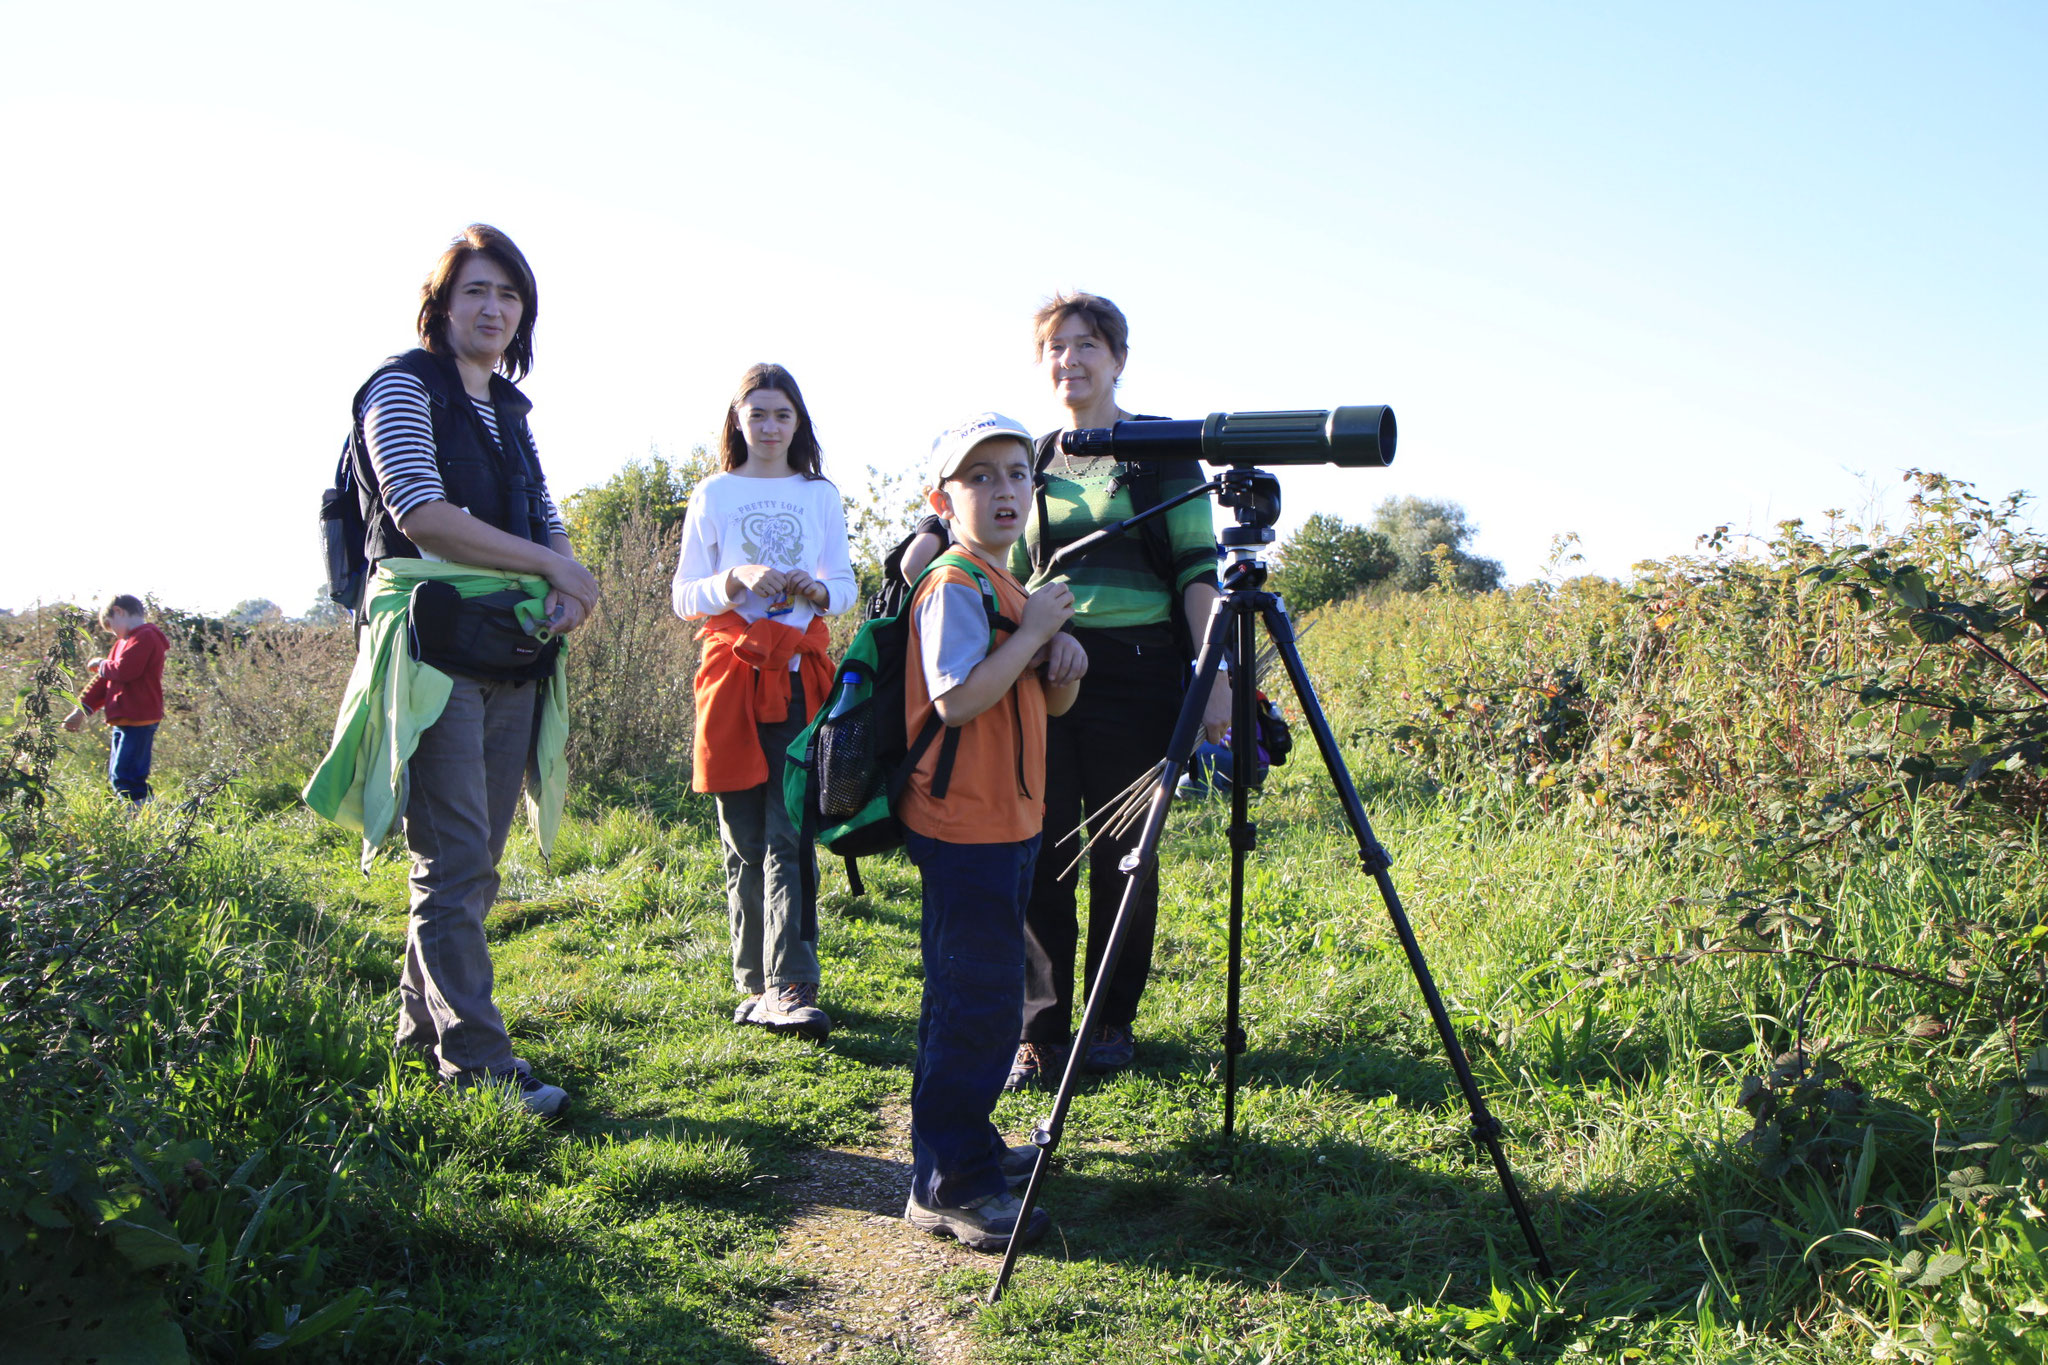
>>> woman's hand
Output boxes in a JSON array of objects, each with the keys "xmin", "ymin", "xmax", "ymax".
[
  {"xmin": 543, "ymin": 591, "xmax": 590, "ymax": 633},
  {"xmin": 1201, "ymin": 672, "xmax": 1232, "ymax": 745},
  {"xmin": 726, "ymin": 564, "xmax": 787, "ymax": 600},
  {"xmin": 1036, "ymin": 632, "xmax": 1088, "ymax": 687},
  {"xmin": 546, "ymin": 553, "xmax": 601, "ymax": 615},
  {"xmin": 61, "ymin": 708, "xmax": 87, "ymax": 733}
]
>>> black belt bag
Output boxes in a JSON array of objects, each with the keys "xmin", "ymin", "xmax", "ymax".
[{"xmin": 406, "ymin": 580, "xmax": 561, "ymax": 683}]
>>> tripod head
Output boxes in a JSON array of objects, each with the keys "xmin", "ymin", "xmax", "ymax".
[{"xmin": 1216, "ymin": 467, "xmax": 1283, "ymax": 590}]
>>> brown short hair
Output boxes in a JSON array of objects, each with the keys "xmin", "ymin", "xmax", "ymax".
[
  {"xmin": 1032, "ymin": 291, "xmax": 1130, "ymax": 367},
  {"xmin": 101, "ymin": 594, "xmax": 145, "ymax": 623},
  {"xmin": 720, "ymin": 363, "xmax": 826, "ymax": 479},
  {"xmin": 417, "ymin": 224, "xmax": 540, "ymax": 381}
]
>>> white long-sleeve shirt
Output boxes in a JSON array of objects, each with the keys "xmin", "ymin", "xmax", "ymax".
[{"xmin": 670, "ymin": 473, "xmax": 857, "ymax": 667}]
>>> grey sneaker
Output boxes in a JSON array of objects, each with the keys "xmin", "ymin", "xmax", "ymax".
[
  {"xmin": 1000, "ymin": 1142, "xmax": 1043, "ymax": 1188},
  {"xmin": 458, "ymin": 1058, "xmax": 569, "ymax": 1117},
  {"xmin": 733, "ymin": 994, "xmax": 762, "ymax": 1025},
  {"xmin": 756, "ymin": 982, "xmax": 832, "ymax": 1039},
  {"xmin": 904, "ymin": 1188, "xmax": 1051, "ymax": 1253}
]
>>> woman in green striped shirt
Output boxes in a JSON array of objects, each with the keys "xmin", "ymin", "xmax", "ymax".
[{"xmin": 1006, "ymin": 291, "xmax": 1230, "ymax": 1090}]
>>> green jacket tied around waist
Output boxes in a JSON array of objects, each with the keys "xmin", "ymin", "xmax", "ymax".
[{"xmin": 302, "ymin": 560, "xmax": 568, "ymax": 869}]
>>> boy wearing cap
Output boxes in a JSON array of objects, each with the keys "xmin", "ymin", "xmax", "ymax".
[{"xmin": 900, "ymin": 413, "xmax": 1087, "ymax": 1252}]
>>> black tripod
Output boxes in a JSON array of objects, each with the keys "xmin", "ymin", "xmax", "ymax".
[{"xmin": 989, "ymin": 465, "xmax": 1556, "ymax": 1301}]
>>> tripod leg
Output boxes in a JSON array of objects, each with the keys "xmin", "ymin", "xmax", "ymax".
[
  {"xmin": 988, "ymin": 596, "xmax": 1236, "ymax": 1303},
  {"xmin": 1256, "ymin": 595, "xmax": 1557, "ymax": 1279},
  {"xmin": 1222, "ymin": 591, "xmax": 1261, "ymax": 1138}
]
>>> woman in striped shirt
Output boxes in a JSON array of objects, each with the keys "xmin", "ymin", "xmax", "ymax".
[{"xmin": 354, "ymin": 225, "xmax": 598, "ymax": 1116}]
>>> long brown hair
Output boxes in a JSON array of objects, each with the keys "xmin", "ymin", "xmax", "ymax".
[
  {"xmin": 720, "ymin": 363, "xmax": 826, "ymax": 478},
  {"xmin": 417, "ymin": 224, "xmax": 540, "ymax": 381}
]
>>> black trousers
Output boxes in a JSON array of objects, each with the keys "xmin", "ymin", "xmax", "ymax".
[{"xmin": 1021, "ymin": 631, "xmax": 1186, "ymax": 1044}]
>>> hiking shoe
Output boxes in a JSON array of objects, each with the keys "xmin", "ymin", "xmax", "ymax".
[
  {"xmin": 733, "ymin": 994, "xmax": 762, "ymax": 1025},
  {"xmin": 1084, "ymin": 1023, "xmax": 1135, "ymax": 1074},
  {"xmin": 904, "ymin": 1189, "xmax": 1050, "ymax": 1254},
  {"xmin": 756, "ymin": 982, "xmax": 832, "ymax": 1040},
  {"xmin": 1000, "ymin": 1142, "xmax": 1043, "ymax": 1188},
  {"xmin": 1004, "ymin": 1040, "xmax": 1068, "ymax": 1092}
]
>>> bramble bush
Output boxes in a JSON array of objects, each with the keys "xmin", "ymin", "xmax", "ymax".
[{"xmin": 1294, "ymin": 470, "xmax": 2048, "ymax": 1358}]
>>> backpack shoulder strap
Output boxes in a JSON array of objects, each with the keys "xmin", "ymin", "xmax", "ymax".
[
  {"xmin": 920, "ymin": 550, "xmax": 1017, "ymax": 642},
  {"xmin": 1028, "ymin": 431, "xmax": 1059, "ymax": 577}
]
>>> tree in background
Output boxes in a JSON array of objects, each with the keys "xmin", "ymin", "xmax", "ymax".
[
  {"xmin": 554, "ymin": 448, "xmax": 715, "ymax": 782},
  {"xmin": 560, "ymin": 448, "xmax": 713, "ymax": 573},
  {"xmin": 227, "ymin": 598, "xmax": 284, "ymax": 626},
  {"xmin": 1269, "ymin": 513, "xmax": 1397, "ymax": 613},
  {"xmin": 1369, "ymin": 496, "xmax": 1504, "ymax": 593}
]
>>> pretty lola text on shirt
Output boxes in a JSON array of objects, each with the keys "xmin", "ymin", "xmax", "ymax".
[{"xmin": 669, "ymin": 473, "xmax": 859, "ymax": 643}]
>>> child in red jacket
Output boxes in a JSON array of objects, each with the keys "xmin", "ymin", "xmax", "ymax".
[{"xmin": 63, "ymin": 594, "xmax": 168, "ymax": 802}]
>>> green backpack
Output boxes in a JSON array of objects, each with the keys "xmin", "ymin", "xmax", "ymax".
[{"xmin": 784, "ymin": 550, "xmax": 1011, "ymax": 857}]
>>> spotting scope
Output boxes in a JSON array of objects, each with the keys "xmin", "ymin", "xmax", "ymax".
[{"xmin": 1060, "ymin": 406, "xmax": 1396, "ymax": 468}]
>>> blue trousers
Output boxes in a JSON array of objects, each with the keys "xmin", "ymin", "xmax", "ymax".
[
  {"xmin": 904, "ymin": 830, "xmax": 1039, "ymax": 1209},
  {"xmin": 109, "ymin": 723, "xmax": 157, "ymax": 802}
]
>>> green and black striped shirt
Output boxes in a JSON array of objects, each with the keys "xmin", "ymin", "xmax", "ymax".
[{"xmin": 1011, "ymin": 444, "xmax": 1219, "ymax": 631}]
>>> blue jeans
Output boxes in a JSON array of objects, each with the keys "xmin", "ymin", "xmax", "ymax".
[
  {"xmin": 109, "ymin": 723, "xmax": 157, "ymax": 802},
  {"xmin": 904, "ymin": 830, "xmax": 1040, "ymax": 1209}
]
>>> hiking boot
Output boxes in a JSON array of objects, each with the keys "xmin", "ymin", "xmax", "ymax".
[
  {"xmin": 1084, "ymin": 1023, "xmax": 1135, "ymax": 1074},
  {"xmin": 733, "ymin": 994, "xmax": 762, "ymax": 1026},
  {"xmin": 756, "ymin": 981, "xmax": 832, "ymax": 1040},
  {"xmin": 1000, "ymin": 1142, "xmax": 1043, "ymax": 1188},
  {"xmin": 1004, "ymin": 1040, "xmax": 1068, "ymax": 1092},
  {"xmin": 904, "ymin": 1188, "xmax": 1051, "ymax": 1254}
]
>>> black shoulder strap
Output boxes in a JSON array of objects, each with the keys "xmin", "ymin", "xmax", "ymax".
[{"xmin": 1029, "ymin": 431, "xmax": 1059, "ymax": 577}]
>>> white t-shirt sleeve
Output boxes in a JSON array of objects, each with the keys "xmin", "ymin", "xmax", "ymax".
[
  {"xmin": 916, "ymin": 581, "xmax": 993, "ymax": 699},
  {"xmin": 815, "ymin": 489, "xmax": 858, "ymax": 618},
  {"xmin": 671, "ymin": 482, "xmax": 739, "ymax": 619}
]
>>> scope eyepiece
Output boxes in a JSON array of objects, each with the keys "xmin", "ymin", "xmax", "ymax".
[{"xmin": 1059, "ymin": 406, "xmax": 1395, "ymax": 468}]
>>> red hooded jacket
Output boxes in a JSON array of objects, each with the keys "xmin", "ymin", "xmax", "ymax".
[{"xmin": 80, "ymin": 621, "xmax": 168, "ymax": 726}]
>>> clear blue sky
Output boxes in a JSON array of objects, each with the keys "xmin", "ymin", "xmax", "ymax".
[{"xmin": 2, "ymin": 1, "xmax": 2040, "ymax": 614}]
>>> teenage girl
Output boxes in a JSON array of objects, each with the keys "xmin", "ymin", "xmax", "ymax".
[{"xmin": 671, "ymin": 364, "xmax": 857, "ymax": 1038}]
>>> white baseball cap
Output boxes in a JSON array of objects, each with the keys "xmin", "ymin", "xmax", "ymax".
[{"xmin": 927, "ymin": 412, "xmax": 1036, "ymax": 489}]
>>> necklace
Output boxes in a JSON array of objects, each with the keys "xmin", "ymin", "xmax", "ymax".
[{"xmin": 1055, "ymin": 415, "xmax": 1128, "ymax": 484}]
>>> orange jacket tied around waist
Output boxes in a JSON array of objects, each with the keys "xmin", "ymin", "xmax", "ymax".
[{"xmin": 693, "ymin": 612, "xmax": 833, "ymax": 793}]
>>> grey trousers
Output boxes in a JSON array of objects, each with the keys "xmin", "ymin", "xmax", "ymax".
[
  {"xmin": 714, "ymin": 673, "xmax": 820, "ymax": 993},
  {"xmin": 395, "ymin": 676, "xmax": 536, "ymax": 1078}
]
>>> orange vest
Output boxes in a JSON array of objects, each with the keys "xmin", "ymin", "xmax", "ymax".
[
  {"xmin": 900, "ymin": 550, "xmax": 1048, "ymax": 844},
  {"xmin": 693, "ymin": 613, "xmax": 833, "ymax": 793}
]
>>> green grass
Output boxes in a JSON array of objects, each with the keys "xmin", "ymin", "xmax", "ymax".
[
  {"xmin": 10, "ymin": 744, "xmax": 2040, "ymax": 1363},
  {"xmin": 10, "ymin": 566, "xmax": 2048, "ymax": 1365}
]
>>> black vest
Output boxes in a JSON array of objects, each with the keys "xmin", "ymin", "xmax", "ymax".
[{"xmin": 351, "ymin": 349, "xmax": 550, "ymax": 564}]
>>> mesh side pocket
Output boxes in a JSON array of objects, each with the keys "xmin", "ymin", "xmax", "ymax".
[{"xmin": 816, "ymin": 701, "xmax": 880, "ymax": 819}]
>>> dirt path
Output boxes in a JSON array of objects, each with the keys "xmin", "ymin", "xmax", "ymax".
[{"xmin": 751, "ymin": 1102, "xmax": 997, "ymax": 1364}]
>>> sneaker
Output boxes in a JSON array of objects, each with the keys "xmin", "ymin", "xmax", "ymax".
[
  {"xmin": 733, "ymin": 994, "xmax": 762, "ymax": 1025},
  {"xmin": 1084, "ymin": 1023, "xmax": 1135, "ymax": 1074},
  {"xmin": 458, "ymin": 1058, "xmax": 570, "ymax": 1117},
  {"xmin": 1000, "ymin": 1142, "xmax": 1043, "ymax": 1188},
  {"xmin": 1004, "ymin": 1040, "xmax": 1068, "ymax": 1092},
  {"xmin": 904, "ymin": 1188, "xmax": 1050, "ymax": 1254},
  {"xmin": 756, "ymin": 982, "xmax": 832, "ymax": 1040}
]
